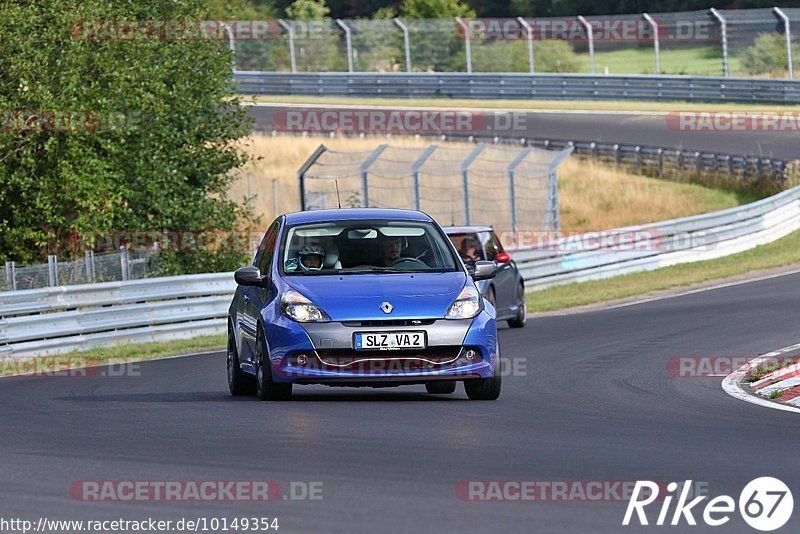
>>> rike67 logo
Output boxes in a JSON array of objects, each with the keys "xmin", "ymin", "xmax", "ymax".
[{"xmin": 623, "ymin": 477, "xmax": 793, "ymax": 531}]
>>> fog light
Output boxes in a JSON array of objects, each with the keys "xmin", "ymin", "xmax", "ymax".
[
  {"xmin": 296, "ymin": 354, "xmax": 308, "ymax": 366},
  {"xmin": 464, "ymin": 349, "xmax": 479, "ymax": 361}
]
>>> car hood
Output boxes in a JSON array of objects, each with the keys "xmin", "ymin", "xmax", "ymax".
[{"xmin": 284, "ymin": 272, "xmax": 468, "ymax": 321}]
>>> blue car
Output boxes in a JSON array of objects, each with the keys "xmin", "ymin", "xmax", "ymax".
[{"xmin": 227, "ymin": 208, "xmax": 501, "ymax": 401}]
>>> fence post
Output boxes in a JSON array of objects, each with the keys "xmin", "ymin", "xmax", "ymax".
[
  {"xmin": 5, "ymin": 261, "xmax": 15, "ymax": 291},
  {"xmin": 360, "ymin": 144, "xmax": 389, "ymax": 208},
  {"xmin": 411, "ymin": 145, "xmax": 438, "ymax": 211},
  {"xmin": 220, "ymin": 23, "xmax": 237, "ymax": 74},
  {"xmin": 47, "ymin": 255, "xmax": 58, "ymax": 287},
  {"xmin": 577, "ymin": 16, "xmax": 595, "ymax": 74},
  {"xmin": 710, "ymin": 8, "xmax": 729, "ymax": 77},
  {"xmin": 120, "ymin": 247, "xmax": 130, "ymax": 282},
  {"xmin": 278, "ymin": 20, "xmax": 297, "ymax": 73},
  {"xmin": 85, "ymin": 250, "xmax": 95, "ymax": 284},
  {"xmin": 297, "ymin": 144, "xmax": 328, "ymax": 210},
  {"xmin": 517, "ymin": 17, "xmax": 535, "ymax": 73},
  {"xmin": 394, "ymin": 18, "xmax": 412, "ymax": 73},
  {"xmin": 507, "ymin": 148, "xmax": 533, "ymax": 235},
  {"xmin": 460, "ymin": 144, "xmax": 487, "ymax": 225},
  {"xmin": 336, "ymin": 19, "xmax": 354, "ymax": 73},
  {"xmin": 642, "ymin": 13, "xmax": 661, "ymax": 74},
  {"xmin": 774, "ymin": 8, "xmax": 794, "ymax": 80},
  {"xmin": 455, "ymin": 17, "xmax": 472, "ymax": 73}
]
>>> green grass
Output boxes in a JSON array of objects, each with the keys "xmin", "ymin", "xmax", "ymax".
[
  {"xmin": 585, "ymin": 46, "xmax": 743, "ymax": 76},
  {"xmin": 1, "ymin": 334, "xmax": 226, "ymax": 378},
  {"xmin": 526, "ymin": 228, "xmax": 800, "ymax": 313},
  {"xmin": 242, "ymin": 94, "xmax": 800, "ymax": 113}
]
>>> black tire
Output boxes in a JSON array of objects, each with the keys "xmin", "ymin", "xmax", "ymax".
[
  {"xmin": 255, "ymin": 330, "xmax": 292, "ymax": 401},
  {"xmin": 464, "ymin": 357, "xmax": 502, "ymax": 401},
  {"xmin": 425, "ymin": 381, "xmax": 457, "ymax": 394},
  {"xmin": 507, "ymin": 283, "xmax": 527, "ymax": 329},
  {"xmin": 228, "ymin": 322, "xmax": 256, "ymax": 396}
]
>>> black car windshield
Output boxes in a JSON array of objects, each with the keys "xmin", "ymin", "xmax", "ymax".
[{"xmin": 281, "ymin": 220, "xmax": 459, "ymax": 275}]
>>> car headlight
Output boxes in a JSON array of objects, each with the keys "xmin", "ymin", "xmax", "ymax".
[
  {"xmin": 280, "ymin": 290, "xmax": 330, "ymax": 323},
  {"xmin": 445, "ymin": 285, "xmax": 482, "ymax": 320}
]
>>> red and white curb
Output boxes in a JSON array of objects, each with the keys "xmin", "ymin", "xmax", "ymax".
[{"xmin": 722, "ymin": 342, "xmax": 800, "ymax": 414}]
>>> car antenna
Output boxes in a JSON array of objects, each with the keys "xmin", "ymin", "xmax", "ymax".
[{"xmin": 335, "ymin": 179, "xmax": 342, "ymax": 209}]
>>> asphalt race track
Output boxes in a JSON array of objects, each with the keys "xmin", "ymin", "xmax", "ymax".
[
  {"xmin": 3, "ymin": 271, "xmax": 800, "ymax": 533},
  {"xmin": 247, "ymin": 105, "xmax": 800, "ymax": 160}
]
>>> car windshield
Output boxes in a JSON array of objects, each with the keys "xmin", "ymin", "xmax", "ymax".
[{"xmin": 281, "ymin": 220, "xmax": 459, "ymax": 275}]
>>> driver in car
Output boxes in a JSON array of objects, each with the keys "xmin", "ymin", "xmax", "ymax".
[{"xmin": 377, "ymin": 235, "xmax": 403, "ymax": 267}]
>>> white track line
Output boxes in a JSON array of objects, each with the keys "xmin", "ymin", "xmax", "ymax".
[{"xmin": 721, "ymin": 342, "xmax": 800, "ymax": 414}]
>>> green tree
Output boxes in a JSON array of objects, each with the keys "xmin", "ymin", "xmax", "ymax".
[
  {"xmin": 741, "ymin": 32, "xmax": 797, "ymax": 76},
  {"xmin": 0, "ymin": 0, "xmax": 255, "ymax": 273},
  {"xmin": 286, "ymin": 0, "xmax": 331, "ymax": 19},
  {"xmin": 401, "ymin": 0, "xmax": 475, "ymax": 19}
]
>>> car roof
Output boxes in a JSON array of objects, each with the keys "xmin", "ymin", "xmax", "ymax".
[
  {"xmin": 284, "ymin": 208, "xmax": 434, "ymax": 225},
  {"xmin": 443, "ymin": 226, "xmax": 493, "ymax": 234}
]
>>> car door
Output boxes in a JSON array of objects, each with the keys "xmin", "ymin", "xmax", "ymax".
[
  {"xmin": 483, "ymin": 231, "xmax": 515, "ymax": 317},
  {"xmin": 238, "ymin": 219, "xmax": 281, "ymax": 369}
]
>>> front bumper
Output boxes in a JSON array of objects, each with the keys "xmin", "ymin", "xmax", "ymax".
[{"xmin": 266, "ymin": 311, "xmax": 498, "ymax": 383}]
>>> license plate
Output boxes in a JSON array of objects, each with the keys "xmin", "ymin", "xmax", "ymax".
[{"xmin": 354, "ymin": 331, "xmax": 426, "ymax": 350}]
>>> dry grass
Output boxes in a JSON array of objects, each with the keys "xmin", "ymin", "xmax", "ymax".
[{"xmin": 230, "ymin": 134, "xmax": 742, "ymax": 230}]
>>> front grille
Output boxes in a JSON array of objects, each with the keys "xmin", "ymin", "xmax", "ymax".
[
  {"xmin": 341, "ymin": 319, "xmax": 437, "ymax": 327},
  {"xmin": 314, "ymin": 346, "xmax": 463, "ymax": 370}
]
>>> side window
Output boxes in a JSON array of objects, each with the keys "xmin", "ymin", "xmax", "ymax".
[
  {"xmin": 483, "ymin": 231, "xmax": 504, "ymax": 262},
  {"xmin": 254, "ymin": 219, "xmax": 281, "ymax": 274}
]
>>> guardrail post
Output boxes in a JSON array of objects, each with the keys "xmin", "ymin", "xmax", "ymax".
[
  {"xmin": 455, "ymin": 17, "xmax": 472, "ymax": 73},
  {"xmin": 657, "ymin": 148, "xmax": 664, "ymax": 176},
  {"xmin": 84, "ymin": 250, "xmax": 95, "ymax": 284},
  {"xmin": 507, "ymin": 148, "xmax": 533, "ymax": 235},
  {"xmin": 47, "ymin": 255, "xmax": 58, "ymax": 287},
  {"xmin": 694, "ymin": 151, "xmax": 702, "ymax": 173},
  {"xmin": 411, "ymin": 145, "xmax": 438, "ymax": 211},
  {"xmin": 774, "ymin": 8, "xmax": 794, "ymax": 80},
  {"xmin": 642, "ymin": 13, "xmax": 661, "ymax": 74},
  {"xmin": 577, "ymin": 16, "xmax": 595, "ymax": 74},
  {"xmin": 710, "ymin": 8, "xmax": 729, "ymax": 77},
  {"xmin": 460, "ymin": 144, "xmax": 487, "ymax": 224},
  {"xmin": 5, "ymin": 261, "xmax": 16, "ymax": 291},
  {"xmin": 634, "ymin": 146, "xmax": 642, "ymax": 173},
  {"xmin": 394, "ymin": 18, "xmax": 412, "ymax": 73},
  {"xmin": 613, "ymin": 144, "xmax": 620, "ymax": 168},
  {"xmin": 517, "ymin": 17, "xmax": 535, "ymax": 73},
  {"xmin": 278, "ymin": 19, "xmax": 297, "ymax": 73},
  {"xmin": 336, "ymin": 19, "xmax": 354, "ymax": 73},
  {"xmin": 120, "ymin": 247, "xmax": 130, "ymax": 281},
  {"xmin": 297, "ymin": 144, "xmax": 328, "ymax": 210},
  {"xmin": 360, "ymin": 144, "xmax": 389, "ymax": 208}
]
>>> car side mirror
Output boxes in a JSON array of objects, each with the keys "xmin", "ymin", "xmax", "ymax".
[
  {"xmin": 234, "ymin": 266, "xmax": 265, "ymax": 287},
  {"xmin": 495, "ymin": 252, "xmax": 511, "ymax": 263},
  {"xmin": 471, "ymin": 260, "xmax": 497, "ymax": 281}
]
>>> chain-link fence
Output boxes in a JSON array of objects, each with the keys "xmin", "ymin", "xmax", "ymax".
[
  {"xmin": 231, "ymin": 8, "xmax": 800, "ymax": 78},
  {"xmin": 298, "ymin": 143, "xmax": 572, "ymax": 232},
  {"xmin": 1, "ymin": 250, "xmax": 160, "ymax": 292}
]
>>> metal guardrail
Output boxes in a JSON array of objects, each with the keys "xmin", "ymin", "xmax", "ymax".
[
  {"xmin": 2, "ymin": 184, "xmax": 798, "ymax": 358},
  {"xmin": 235, "ymin": 72, "xmax": 800, "ymax": 104}
]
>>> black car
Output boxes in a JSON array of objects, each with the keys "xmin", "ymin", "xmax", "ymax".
[{"xmin": 444, "ymin": 226, "xmax": 526, "ymax": 328}]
